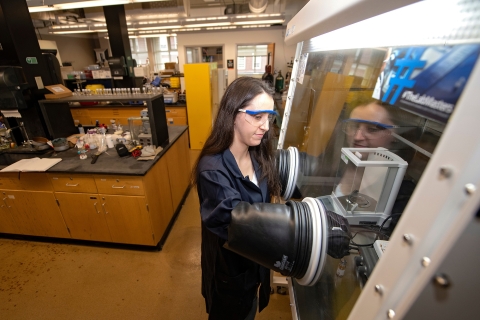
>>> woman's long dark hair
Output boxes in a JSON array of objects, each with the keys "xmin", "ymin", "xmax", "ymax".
[{"xmin": 192, "ymin": 77, "xmax": 281, "ymax": 198}]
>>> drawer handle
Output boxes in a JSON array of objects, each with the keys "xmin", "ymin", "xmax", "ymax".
[
  {"xmin": 93, "ymin": 202, "xmax": 100, "ymax": 214},
  {"xmin": 111, "ymin": 185, "xmax": 125, "ymax": 189},
  {"xmin": 102, "ymin": 203, "xmax": 108, "ymax": 214},
  {"xmin": 3, "ymin": 197, "xmax": 11, "ymax": 208},
  {"xmin": 66, "ymin": 183, "xmax": 79, "ymax": 187}
]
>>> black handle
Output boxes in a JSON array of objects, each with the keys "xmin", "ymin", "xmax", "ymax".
[{"xmin": 91, "ymin": 154, "xmax": 99, "ymax": 164}]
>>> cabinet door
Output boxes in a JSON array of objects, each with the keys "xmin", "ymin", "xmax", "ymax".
[
  {"xmin": 101, "ymin": 195, "xmax": 154, "ymax": 246},
  {"xmin": 55, "ymin": 192, "xmax": 111, "ymax": 242},
  {"xmin": 4, "ymin": 190, "xmax": 70, "ymax": 238},
  {"xmin": 0, "ymin": 196, "xmax": 19, "ymax": 234},
  {"xmin": 165, "ymin": 132, "xmax": 190, "ymax": 210}
]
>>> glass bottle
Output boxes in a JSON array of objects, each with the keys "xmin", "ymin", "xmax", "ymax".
[
  {"xmin": 275, "ymin": 70, "xmax": 284, "ymax": 93},
  {"xmin": 336, "ymin": 258, "xmax": 347, "ymax": 277}
]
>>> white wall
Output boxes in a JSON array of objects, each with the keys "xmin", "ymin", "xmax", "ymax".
[
  {"xmin": 177, "ymin": 28, "xmax": 296, "ymax": 86},
  {"xmin": 38, "ymin": 34, "xmax": 96, "ymax": 70}
]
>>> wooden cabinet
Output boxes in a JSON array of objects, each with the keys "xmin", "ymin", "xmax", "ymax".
[
  {"xmin": 165, "ymin": 131, "xmax": 190, "ymax": 210},
  {"xmin": 0, "ymin": 189, "xmax": 70, "ymax": 238},
  {"xmin": 70, "ymin": 105, "xmax": 188, "ymax": 127},
  {"xmin": 94, "ymin": 176, "xmax": 144, "ymax": 196},
  {"xmin": 0, "ymin": 173, "xmax": 70, "ymax": 238},
  {"xmin": 0, "ymin": 197, "xmax": 19, "ymax": 234},
  {"xmin": 143, "ymin": 155, "xmax": 174, "ymax": 245},
  {"xmin": 101, "ymin": 195, "xmax": 154, "ymax": 245},
  {"xmin": 165, "ymin": 107, "xmax": 187, "ymax": 126},
  {"xmin": 71, "ymin": 108, "xmax": 92, "ymax": 125},
  {"xmin": 55, "ymin": 192, "xmax": 111, "ymax": 242},
  {"xmin": 48, "ymin": 173, "xmax": 97, "ymax": 193},
  {"xmin": 0, "ymin": 129, "xmax": 190, "ymax": 247},
  {"xmin": 52, "ymin": 174, "xmax": 154, "ymax": 245}
]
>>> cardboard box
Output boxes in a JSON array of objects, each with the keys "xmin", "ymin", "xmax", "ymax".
[
  {"xmin": 44, "ymin": 84, "xmax": 72, "ymax": 100},
  {"xmin": 165, "ymin": 62, "xmax": 177, "ymax": 71}
]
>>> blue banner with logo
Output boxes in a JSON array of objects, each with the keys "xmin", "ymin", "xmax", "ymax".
[{"xmin": 372, "ymin": 44, "xmax": 480, "ymax": 123}]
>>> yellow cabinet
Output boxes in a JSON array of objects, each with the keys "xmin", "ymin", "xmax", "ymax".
[
  {"xmin": 55, "ymin": 192, "xmax": 111, "ymax": 242},
  {"xmin": 184, "ymin": 63, "xmax": 218, "ymax": 149},
  {"xmin": 1, "ymin": 190, "xmax": 70, "ymax": 238}
]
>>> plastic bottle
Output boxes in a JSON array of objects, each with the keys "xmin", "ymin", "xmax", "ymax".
[
  {"xmin": 78, "ymin": 123, "xmax": 85, "ymax": 134},
  {"xmin": 275, "ymin": 70, "xmax": 284, "ymax": 93}
]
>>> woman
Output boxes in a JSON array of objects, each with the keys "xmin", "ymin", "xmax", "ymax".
[{"xmin": 192, "ymin": 77, "xmax": 281, "ymax": 319}]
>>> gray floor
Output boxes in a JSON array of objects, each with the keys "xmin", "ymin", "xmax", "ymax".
[{"xmin": 0, "ymin": 150, "xmax": 292, "ymax": 320}]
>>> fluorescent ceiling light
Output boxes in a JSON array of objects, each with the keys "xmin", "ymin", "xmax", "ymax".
[
  {"xmin": 28, "ymin": 0, "xmax": 167, "ymax": 12},
  {"xmin": 138, "ymin": 34, "xmax": 171, "ymax": 38},
  {"xmin": 233, "ymin": 19, "xmax": 284, "ymax": 25},
  {"xmin": 137, "ymin": 25, "xmax": 183, "ymax": 30},
  {"xmin": 52, "ymin": 30, "xmax": 97, "ymax": 34},
  {"xmin": 185, "ymin": 22, "xmax": 231, "ymax": 28},
  {"xmin": 28, "ymin": 6, "xmax": 56, "ymax": 13}
]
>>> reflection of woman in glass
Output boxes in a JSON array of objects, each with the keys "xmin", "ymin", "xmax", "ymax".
[
  {"xmin": 342, "ymin": 101, "xmax": 398, "ymax": 149},
  {"xmin": 340, "ymin": 100, "xmax": 417, "ymax": 230}
]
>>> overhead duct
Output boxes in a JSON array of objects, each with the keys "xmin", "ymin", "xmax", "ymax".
[
  {"xmin": 225, "ymin": 0, "xmax": 269, "ymax": 15},
  {"xmin": 249, "ymin": 0, "xmax": 268, "ymax": 13}
]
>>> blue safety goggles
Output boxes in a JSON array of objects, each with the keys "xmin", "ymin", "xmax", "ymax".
[
  {"xmin": 238, "ymin": 109, "xmax": 278, "ymax": 116},
  {"xmin": 342, "ymin": 118, "xmax": 399, "ymax": 129},
  {"xmin": 238, "ymin": 109, "xmax": 278, "ymax": 126}
]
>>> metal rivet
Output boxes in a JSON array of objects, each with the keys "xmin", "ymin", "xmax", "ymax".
[
  {"xmin": 439, "ymin": 166, "xmax": 452, "ymax": 178},
  {"xmin": 465, "ymin": 183, "xmax": 476, "ymax": 195},
  {"xmin": 434, "ymin": 273, "xmax": 451, "ymax": 288},
  {"xmin": 374, "ymin": 284, "xmax": 384, "ymax": 295},
  {"xmin": 403, "ymin": 234, "xmax": 414, "ymax": 245},
  {"xmin": 421, "ymin": 257, "xmax": 431, "ymax": 267},
  {"xmin": 387, "ymin": 309, "xmax": 396, "ymax": 319}
]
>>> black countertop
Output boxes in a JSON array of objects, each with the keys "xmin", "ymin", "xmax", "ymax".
[{"xmin": 0, "ymin": 126, "xmax": 188, "ymax": 176}]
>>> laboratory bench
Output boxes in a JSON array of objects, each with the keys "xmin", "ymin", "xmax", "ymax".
[{"xmin": 0, "ymin": 126, "xmax": 191, "ymax": 249}]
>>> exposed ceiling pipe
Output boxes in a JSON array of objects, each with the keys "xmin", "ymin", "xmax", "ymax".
[
  {"xmin": 249, "ymin": 0, "xmax": 268, "ymax": 13},
  {"xmin": 183, "ymin": 0, "xmax": 190, "ymax": 17}
]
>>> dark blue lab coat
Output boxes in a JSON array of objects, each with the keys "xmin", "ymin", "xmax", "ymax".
[{"xmin": 197, "ymin": 148, "xmax": 271, "ymax": 319}]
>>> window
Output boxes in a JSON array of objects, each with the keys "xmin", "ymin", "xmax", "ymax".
[
  {"xmin": 129, "ymin": 36, "xmax": 178, "ymax": 73},
  {"xmin": 237, "ymin": 44, "xmax": 268, "ymax": 77},
  {"xmin": 237, "ymin": 56, "xmax": 246, "ymax": 70},
  {"xmin": 152, "ymin": 36, "xmax": 178, "ymax": 71},
  {"xmin": 130, "ymin": 38, "xmax": 149, "ymax": 65}
]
